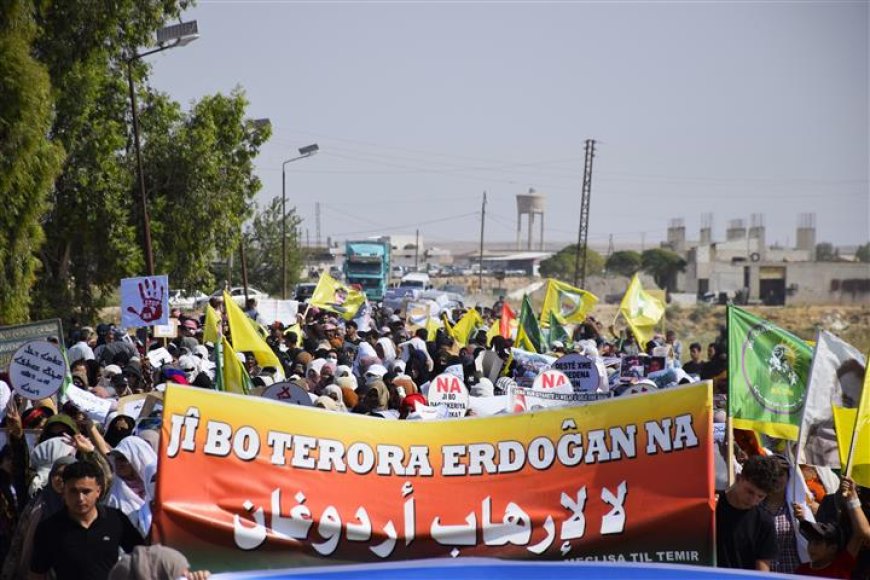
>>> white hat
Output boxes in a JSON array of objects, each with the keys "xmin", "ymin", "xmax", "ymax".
[
  {"xmin": 103, "ymin": 365, "xmax": 122, "ymax": 378},
  {"xmin": 365, "ymin": 364, "xmax": 388, "ymax": 378},
  {"xmin": 551, "ymin": 341, "xmax": 565, "ymax": 350}
]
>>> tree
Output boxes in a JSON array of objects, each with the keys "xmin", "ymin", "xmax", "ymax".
[
  {"xmin": 605, "ymin": 250, "xmax": 642, "ymax": 277},
  {"xmin": 0, "ymin": 1, "xmax": 65, "ymax": 323},
  {"xmin": 30, "ymin": 0, "xmax": 190, "ymax": 322},
  {"xmin": 241, "ymin": 197, "xmax": 304, "ymax": 296},
  {"xmin": 640, "ymin": 248, "xmax": 686, "ymax": 292},
  {"xmin": 815, "ymin": 242, "xmax": 838, "ymax": 262},
  {"xmin": 539, "ymin": 245, "xmax": 604, "ymax": 283},
  {"xmin": 141, "ymin": 89, "xmax": 270, "ymax": 291},
  {"xmin": 856, "ymin": 243, "xmax": 870, "ymax": 263}
]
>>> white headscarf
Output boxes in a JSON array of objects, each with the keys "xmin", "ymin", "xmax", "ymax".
[
  {"xmin": 107, "ymin": 436, "xmax": 157, "ymax": 536},
  {"xmin": 376, "ymin": 337, "xmax": 397, "ymax": 365},
  {"xmin": 28, "ymin": 438, "xmax": 75, "ymax": 497}
]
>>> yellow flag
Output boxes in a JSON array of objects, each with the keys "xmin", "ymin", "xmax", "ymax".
[
  {"xmin": 425, "ymin": 317, "xmax": 441, "ymax": 342},
  {"xmin": 223, "ymin": 292, "xmax": 284, "ymax": 377},
  {"xmin": 203, "ymin": 304, "xmax": 222, "ymax": 344},
  {"xmin": 833, "ymin": 406, "xmax": 870, "ymax": 488},
  {"xmin": 221, "ymin": 336, "xmax": 252, "ymax": 395},
  {"xmin": 619, "ymin": 274, "xmax": 665, "ymax": 347},
  {"xmin": 486, "ymin": 320, "xmax": 500, "ymax": 346},
  {"xmin": 441, "ymin": 312, "xmax": 455, "ymax": 340},
  {"xmin": 309, "ymin": 273, "xmax": 366, "ymax": 320},
  {"xmin": 452, "ymin": 309, "xmax": 484, "ymax": 346},
  {"xmin": 540, "ymin": 279, "xmax": 599, "ymax": 325},
  {"xmin": 837, "ymin": 354, "xmax": 870, "ymax": 487}
]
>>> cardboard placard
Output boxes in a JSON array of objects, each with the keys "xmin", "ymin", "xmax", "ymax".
[
  {"xmin": 0, "ymin": 319, "xmax": 64, "ymax": 372},
  {"xmin": 153, "ymin": 319, "xmax": 179, "ymax": 339}
]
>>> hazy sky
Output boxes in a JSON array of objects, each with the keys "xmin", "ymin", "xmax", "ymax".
[{"xmin": 149, "ymin": 0, "xmax": 869, "ymax": 250}]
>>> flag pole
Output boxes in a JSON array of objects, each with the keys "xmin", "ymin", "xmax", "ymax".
[{"xmin": 725, "ymin": 305, "xmax": 735, "ymax": 487}]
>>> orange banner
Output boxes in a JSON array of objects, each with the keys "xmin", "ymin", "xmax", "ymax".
[{"xmin": 154, "ymin": 382, "xmax": 714, "ymax": 571}]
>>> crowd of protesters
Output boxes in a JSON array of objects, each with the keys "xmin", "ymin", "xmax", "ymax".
[{"xmin": 0, "ymin": 291, "xmax": 867, "ymax": 579}]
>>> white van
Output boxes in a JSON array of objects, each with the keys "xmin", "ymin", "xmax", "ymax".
[{"xmin": 400, "ymin": 272, "xmax": 431, "ymax": 289}]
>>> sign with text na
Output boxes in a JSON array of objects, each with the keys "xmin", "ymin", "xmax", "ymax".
[{"xmin": 155, "ymin": 382, "xmax": 714, "ymax": 572}]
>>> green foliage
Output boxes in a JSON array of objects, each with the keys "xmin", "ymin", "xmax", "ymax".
[
  {"xmin": 142, "ymin": 89, "xmax": 269, "ymax": 291},
  {"xmin": 815, "ymin": 242, "xmax": 838, "ymax": 262},
  {"xmin": 605, "ymin": 250, "xmax": 642, "ymax": 277},
  {"xmin": 640, "ymin": 248, "xmax": 686, "ymax": 292},
  {"xmin": 29, "ymin": 1, "xmax": 191, "ymax": 322},
  {"xmin": 0, "ymin": 1, "xmax": 65, "ymax": 323},
  {"xmin": 539, "ymin": 244, "xmax": 604, "ymax": 283},
  {"xmin": 242, "ymin": 197, "xmax": 304, "ymax": 297},
  {"xmin": 856, "ymin": 243, "xmax": 870, "ymax": 263}
]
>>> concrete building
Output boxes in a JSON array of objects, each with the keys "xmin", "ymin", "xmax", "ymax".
[{"xmin": 676, "ymin": 213, "xmax": 869, "ymax": 305}]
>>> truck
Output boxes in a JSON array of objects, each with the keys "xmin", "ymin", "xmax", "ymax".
[{"xmin": 344, "ymin": 239, "xmax": 391, "ymax": 302}]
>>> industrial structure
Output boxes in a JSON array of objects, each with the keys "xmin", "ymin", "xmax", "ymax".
[
  {"xmin": 515, "ymin": 188, "xmax": 546, "ymax": 251},
  {"xmin": 667, "ymin": 213, "xmax": 869, "ymax": 305}
]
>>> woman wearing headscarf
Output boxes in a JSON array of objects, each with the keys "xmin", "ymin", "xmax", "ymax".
[
  {"xmin": 104, "ymin": 414, "xmax": 136, "ymax": 448},
  {"xmin": 305, "ymin": 358, "xmax": 326, "ymax": 393},
  {"xmin": 109, "ymin": 544, "xmax": 210, "ymax": 580},
  {"xmin": 322, "ymin": 385, "xmax": 348, "ymax": 412},
  {"xmin": 106, "ymin": 436, "xmax": 158, "ymax": 537},
  {"xmin": 375, "ymin": 336, "xmax": 397, "ymax": 366}
]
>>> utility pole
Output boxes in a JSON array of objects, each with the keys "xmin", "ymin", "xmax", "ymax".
[
  {"xmin": 414, "ymin": 229, "xmax": 419, "ymax": 271},
  {"xmin": 478, "ymin": 191, "xmax": 487, "ymax": 292},
  {"xmin": 240, "ymin": 234, "xmax": 249, "ymax": 303},
  {"xmin": 573, "ymin": 139, "xmax": 596, "ymax": 288},
  {"xmin": 315, "ymin": 202, "xmax": 321, "ymax": 248}
]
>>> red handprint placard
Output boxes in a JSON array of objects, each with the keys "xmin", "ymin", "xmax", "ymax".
[{"xmin": 121, "ymin": 275, "xmax": 169, "ymax": 327}]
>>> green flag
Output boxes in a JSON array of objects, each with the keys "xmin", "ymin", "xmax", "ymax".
[
  {"xmin": 548, "ymin": 311, "xmax": 570, "ymax": 349},
  {"xmin": 728, "ymin": 306, "xmax": 813, "ymax": 440},
  {"xmin": 515, "ymin": 294, "xmax": 545, "ymax": 354}
]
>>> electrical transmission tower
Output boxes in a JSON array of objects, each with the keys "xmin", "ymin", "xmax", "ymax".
[{"xmin": 573, "ymin": 139, "xmax": 597, "ymax": 287}]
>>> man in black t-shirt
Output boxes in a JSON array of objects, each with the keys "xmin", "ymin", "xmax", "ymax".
[
  {"xmin": 30, "ymin": 461, "xmax": 144, "ymax": 580},
  {"xmin": 682, "ymin": 342, "xmax": 704, "ymax": 377},
  {"xmin": 716, "ymin": 454, "xmax": 779, "ymax": 571}
]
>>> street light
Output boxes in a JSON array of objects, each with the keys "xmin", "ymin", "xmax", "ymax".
[
  {"xmin": 126, "ymin": 20, "xmax": 199, "ymax": 276},
  {"xmin": 282, "ymin": 143, "xmax": 319, "ymax": 299}
]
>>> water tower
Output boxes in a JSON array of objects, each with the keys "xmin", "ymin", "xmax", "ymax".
[{"xmin": 516, "ymin": 188, "xmax": 546, "ymax": 250}]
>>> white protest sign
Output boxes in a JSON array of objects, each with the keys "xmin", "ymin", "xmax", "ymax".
[
  {"xmin": 531, "ymin": 369, "xmax": 574, "ymax": 395},
  {"xmin": 257, "ymin": 299, "xmax": 299, "ymax": 326},
  {"xmin": 146, "ymin": 347, "xmax": 173, "ymax": 369},
  {"xmin": 153, "ymin": 319, "xmax": 178, "ymax": 339},
  {"xmin": 427, "ymin": 373, "xmax": 469, "ymax": 418},
  {"xmin": 117, "ymin": 393, "xmax": 150, "ymax": 421},
  {"xmin": 468, "ymin": 394, "xmax": 509, "ymax": 417},
  {"xmin": 509, "ymin": 385, "xmax": 609, "ymax": 413},
  {"xmin": 9, "ymin": 341, "xmax": 66, "ymax": 400},
  {"xmin": 552, "ymin": 353, "xmax": 600, "ymax": 393},
  {"xmin": 65, "ymin": 384, "xmax": 113, "ymax": 424},
  {"xmin": 121, "ymin": 275, "xmax": 169, "ymax": 327}
]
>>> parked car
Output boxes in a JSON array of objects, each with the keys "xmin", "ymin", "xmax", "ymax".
[{"xmin": 168, "ymin": 289, "xmax": 209, "ymax": 310}]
